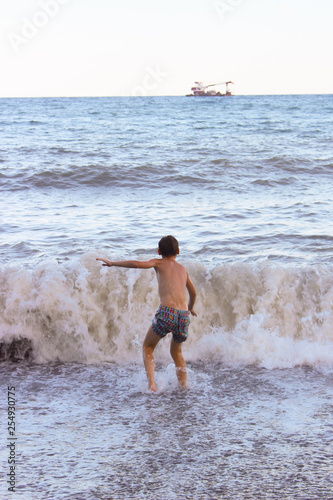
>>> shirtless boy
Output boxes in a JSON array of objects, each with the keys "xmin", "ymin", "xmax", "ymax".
[{"xmin": 96, "ymin": 235, "xmax": 197, "ymax": 392}]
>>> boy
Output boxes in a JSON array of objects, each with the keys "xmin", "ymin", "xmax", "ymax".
[{"xmin": 97, "ymin": 235, "xmax": 197, "ymax": 392}]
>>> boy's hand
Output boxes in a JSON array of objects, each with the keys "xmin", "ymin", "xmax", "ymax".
[
  {"xmin": 189, "ymin": 309, "xmax": 197, "ymax": 317},
  {"xmin": 96, "ymin": 258, "xmax": 112, "ymax": 267}
]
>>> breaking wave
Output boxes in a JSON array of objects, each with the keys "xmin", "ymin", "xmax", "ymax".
[{"xmin": 1, "ymin": 253, "xmax": 332, "ymax": 370}]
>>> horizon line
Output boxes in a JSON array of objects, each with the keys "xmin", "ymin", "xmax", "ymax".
[{"xmin": 1, "ymin": 92, "xmax": 332, "ymax": 99}]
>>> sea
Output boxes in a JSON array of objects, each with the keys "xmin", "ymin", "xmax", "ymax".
[{"xmin": 0, "ymin": 95, "xmax": 333, "ymax": 499}]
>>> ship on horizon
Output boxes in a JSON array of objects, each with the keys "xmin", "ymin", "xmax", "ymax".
[{"xmin": 187, "ymin": 81, "xmax": 234, "ymax": 96}]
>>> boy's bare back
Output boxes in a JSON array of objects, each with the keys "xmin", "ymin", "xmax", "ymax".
[{"xmin": 153, "ymin": 257, "xmax": 196, "ymax": 313}]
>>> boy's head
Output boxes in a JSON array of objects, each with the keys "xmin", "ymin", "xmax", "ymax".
[{"xmin": 158, "ymin": 235, "xmax": 179, "ymax": 257}]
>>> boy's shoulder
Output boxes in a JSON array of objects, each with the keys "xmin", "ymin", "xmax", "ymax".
[{"xmin": 156, "ymin": 257, "xmax": 188, "ymax": 272}]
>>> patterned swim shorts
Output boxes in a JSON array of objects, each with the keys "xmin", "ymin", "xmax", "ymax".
[{"xmin": 152, "ymin": 305, "xmax": 190, "ymax": 343}]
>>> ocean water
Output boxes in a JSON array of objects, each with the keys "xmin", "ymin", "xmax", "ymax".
[{"xmin": 1, "ymin": 95, "xmax": 333, "ymax": 499}]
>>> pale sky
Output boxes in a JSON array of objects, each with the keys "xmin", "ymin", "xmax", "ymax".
[{"xmin": 1, "ymin": 0, "xmax": 332, "ymax": 97}]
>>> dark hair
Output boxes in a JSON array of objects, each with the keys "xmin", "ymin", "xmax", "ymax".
[{"xmin": 158, "ymin": 235, "xmax": 179, "ymax": 257}]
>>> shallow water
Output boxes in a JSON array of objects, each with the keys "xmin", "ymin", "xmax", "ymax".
[{"xmin": 1, "ymin": 362, "xmax": 333, "ymax": 499}]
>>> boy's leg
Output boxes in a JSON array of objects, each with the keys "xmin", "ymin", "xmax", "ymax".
[
  {"xmin": 143, "ymin": 326, "xmax": 161, "ymax": 392},
  {"xmin": 170, "ymin": 340, "xmax": 187, "ymax": 389}
]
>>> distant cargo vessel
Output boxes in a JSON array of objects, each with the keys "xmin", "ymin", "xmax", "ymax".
[{"xmin": 187, "ymin": 81, "xmax": 234, "ymax": 96}]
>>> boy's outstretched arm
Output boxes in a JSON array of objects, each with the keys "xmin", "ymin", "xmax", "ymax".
[
  {"xmin": 186, "ymin": 274, "xmax": 197, "ymax": 317},
  {"xmin": 96, "ymin": 258, "xmax": 159, "ymax": 269}
]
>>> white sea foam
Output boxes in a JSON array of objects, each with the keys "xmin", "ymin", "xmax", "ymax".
[{"xmin": 1, "ymin": 253, "xmax": 332, "ymax": 369}]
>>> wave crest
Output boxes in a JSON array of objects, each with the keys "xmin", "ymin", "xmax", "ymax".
[{"xmin": 0, "ymin": 254, "xmax": 332, "ymax": 368}]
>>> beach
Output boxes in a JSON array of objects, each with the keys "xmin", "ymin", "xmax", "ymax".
[{"xmin": 1, "ymin": 95, "xmax": 333, "ymax": 499}]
